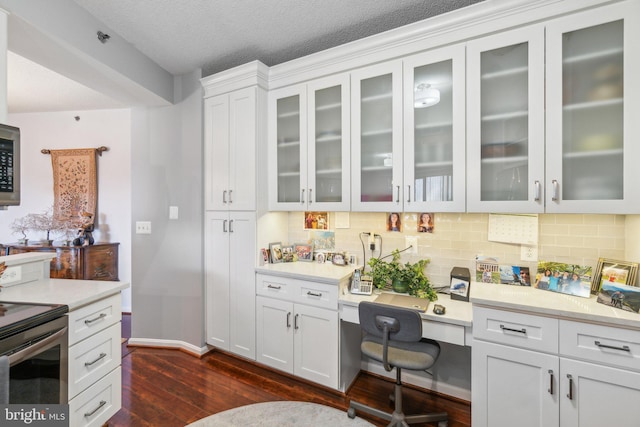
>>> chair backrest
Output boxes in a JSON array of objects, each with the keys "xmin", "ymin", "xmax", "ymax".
[{"xmin": 359, "ymin": 301, "xmax": 423, "ymax": 342}]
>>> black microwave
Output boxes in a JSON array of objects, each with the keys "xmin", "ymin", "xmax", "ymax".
[{"xmin": 0, "ymin": 123, "xmax": 20, "ymax": 209}]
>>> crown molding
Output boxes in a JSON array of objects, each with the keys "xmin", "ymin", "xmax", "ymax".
[{"xmin": 201, "ymin": 60, "xmax": 269, "ymax": 98}]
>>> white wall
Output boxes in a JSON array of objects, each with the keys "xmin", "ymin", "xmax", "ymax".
[{"xmin": 1, "ymin": 109, "xmax": 132, "ymax": 310}]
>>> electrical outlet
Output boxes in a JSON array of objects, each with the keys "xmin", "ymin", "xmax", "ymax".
[
  {"xmin": 405, "ymin": 236, "xmax": 418, "ymax": 254},
  {"xmin": 136, "ymin": 221, "xmax": 152, "ymax": 234},
  {"xmin": 521, "ymin": 244, "xmax": 538, "ymax": 261}
]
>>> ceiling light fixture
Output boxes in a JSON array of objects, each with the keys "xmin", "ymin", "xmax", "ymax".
[
  {"xmin": 97, "ymin": 31, "xmax": 111, "ymax": 44},
  {"xmin": 414, "ymin": 83, "xmax": 440, "ymax": 108}
]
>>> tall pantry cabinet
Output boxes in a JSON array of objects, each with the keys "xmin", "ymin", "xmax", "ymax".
[{"xmin": 202, "ymin": 62, "xmax": 267, "ymax": 360}]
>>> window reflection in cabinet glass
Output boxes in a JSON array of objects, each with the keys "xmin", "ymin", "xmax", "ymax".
[
  {"xmin": 276, "ymin": 95, "xmax": 301, "ymax": 203},
  {"xmin": 562, "ymin": 20, "xmax": 623, "ymax": 200},
  {"xmin": 314, "ymin": 85, "xmax": 343, "ymax": 203},
  {"xmin": 413, "ymin": 60, "xmax": 453, "ymax": 202},
  {"xmin": 360, "ymin": 74, "xmax": 393, "ymax": 202},
  {"xmin": 480, "ymin": 42, "xmax": 529, "ymax": 201}
]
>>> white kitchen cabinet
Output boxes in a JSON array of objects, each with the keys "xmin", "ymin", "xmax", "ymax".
[
  {"xmin": 204, "ymin": 86, "xmax": 261, "ymax": 211},
  {"xmin": 473, "ymin": 306, "xmax": 640, "ymax": 427},
  {"xmin": 545, "ymin": 1, "xmax": 640, "ymax": 213},
  {"xmin": 403, "ymin": 44, "xmax": 466, "ymax": 212},
  {"xmin": 268, "ymin": 74, "xmax": 350, "ymax": 211},
  {"xmin": 255, "ymin": 274, "xmax": 339, "ymax": 389},
  {"xmin": 205, "ymin": 211, "xmax": 256, "ymax": 359},
  {"xmin": 351, "ymin": 60, "xmax": 403, "ymax": 212},
  {"xmin": 466, "ymin": 25, "xmax": 545, "ymax": 213}
]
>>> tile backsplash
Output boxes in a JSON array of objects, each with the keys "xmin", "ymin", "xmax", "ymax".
[{"xmin": 284, "ymin": 212, "xmax": 628, "ymax": 289}]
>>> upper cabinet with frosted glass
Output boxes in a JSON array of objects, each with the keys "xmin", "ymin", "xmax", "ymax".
[
  {"xmin": 351, "ymin": 61, "xmax": 403, "ymax": 212},
  {"xmin": 403, "ymin": 44, "xmax": 466, "ymax": 213},
  {"xmin": 545, "ymin": 1, "xmax": 640, "ymax": 213},
  {"xmin": 268, "ymin": 74, "xmax": 350, "ymax": 211},
  {"xmin": 466, "ymin": 25, "xmax": 545, "ymax": 213}
]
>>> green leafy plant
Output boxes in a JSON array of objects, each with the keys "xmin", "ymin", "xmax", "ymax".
[{"xmin": 367, "ymin": 249, "xmax": 437, "ymax": 301}]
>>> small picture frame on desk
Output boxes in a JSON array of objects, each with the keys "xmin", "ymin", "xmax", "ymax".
[
  {"xmin": 591, "ymin": 258, "xmax": 638, "ymax": 295},
  {"xmin": 269, "ymin": 242, "xmax": 283, "ymax": 263},
  {"xmin": 294, "ymin": 243, "xmax": 313, "ymax": 262},
  {"xmin": 450, "ymin": 267, "xmax": 471, "ymax": 302}
]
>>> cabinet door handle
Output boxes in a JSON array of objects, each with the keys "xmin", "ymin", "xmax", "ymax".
[
  {"xmin": 534, "ymin": 180, "xmax": 541, "ymax": 202},
  {"xmin": 396, "ymin": 185, "xmax": 400, "ymax": 203},
  {"xmin": 294, "ymin": 313, "xmax": 299, "ymax": 330},
  {"xmin": 223, "ymin": 219, "xmax": 228, "ymax": 233},
  {"xmin": 228, "ymin": 189, "xmax": 233, "ymax": 204},
  {"xmin": 286, "ymin": 312, "xmax": 291, "ymax": 328},
  {"xmin": 308, "ymin": 188, "xmax": 313, "ymax": 204},
  {"xmin": 594, "ymin": 340, "xmax": 630, "ymax": 352},
  {"xmin": 223, "ymin": 190, "xmax": 227, "ymax": 204},
  {"xmin": 267, "ymin": 284, "xmax": 281, "ymax": 290},
  {"xmin": 229, "ymin": 219, "xmax": 234, "ymax": 233},
  {"xmin": 500, "ymin": 324, "xmax": 527, "ymax": 335},
  {"xmin": 84, "ymin": 313, "xmax": 107, "ymax": 325},
  {"xmin": 84, "ymin": 400, "xmax": 107, "ymax": 418},
  {"xmin": 85, "ymin": 352, "xmax": 107, "ymax": 367},
  {"xmin": 307, "ymin": 291, "xmax": 322, "ymax": 297},
  {"xmin": 551, "ymin": 179, "xmax": 559, "ymax": 201},
  {"xmin": 548, "ymin": 370, "xmax": 554, "ymax": 395},
  {"xmin": 566, "ymin": 374, "xmax": 573, "ymax": 400},
  {"xmin": 407, "ymin": 185, "xmax": 411, "ymax": 203},
  {"xmin": 301, "ymin": 189, "xmax": 305, "ymax": 204}
]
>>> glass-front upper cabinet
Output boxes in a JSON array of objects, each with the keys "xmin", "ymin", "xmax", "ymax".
[
  {"xmin": 466, "ymin": 25, "xmax": 545, "ymax": 213},
  {"xmin": 351, "ymin": 61, "xmax": 403, "ymax": 212},
  {"xmin": 545, "ymin": 1, "xmax": 640, "ymax": 213},
  {"xmin": 403, "ymin": 44, "xmax": 466, "ymax": 213}
]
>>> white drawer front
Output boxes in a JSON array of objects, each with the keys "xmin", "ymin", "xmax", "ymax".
[
  {"xmin": 473, "ymin": 307, "xmax": 558, "ymax": 353},
  {"xmin": 560, "ymin": 320, "xmax": 640, "ymax": 372},
  {"xmin": 68, "ymin": 293, "xmax": 121, "ymax": 345},
  {"xmin": 256, "ymin": 274, "xmax": 293, "ymax": 299},
  {"xmin": 68, "ymin": 322, "xmax": 121, "ymax": 399},
  {"xmin": 69, "ymin": 366, "xmax": 121, "ymax": 427},
  {"xmin": 296, "ymin": 281, "xmax": 338, "ymax": 309}
]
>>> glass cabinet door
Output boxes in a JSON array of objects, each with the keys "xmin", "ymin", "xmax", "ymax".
[
  {"xmin": 545, "ymin": 2, "xmax": 640, "ymax": 213},
  {"xmin": 403, "ymin": 44, "xmax": 466, "ymax": 213},
  {"xmin": 467, "ymin": 25, "xmax": 545, "ymax": 213},
  {"xmin": 307, "ymin": 75, "xmax": 350, "ymax": 211},
  {"xmin": 351, "ymin": 61, "xmax": 403, "ymax": 212},
  {"xmin": 268, "ymin": 86, "xmax": 307, "ymax": 210}
]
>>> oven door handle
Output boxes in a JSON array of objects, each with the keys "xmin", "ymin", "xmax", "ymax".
[{"xmin": 8, "ymin": 327, "xmax": 68, "ymax": 367}]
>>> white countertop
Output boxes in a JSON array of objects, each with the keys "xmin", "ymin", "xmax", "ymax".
[
  {"xmin": 471, "ymin": 281, "xmax": 640, "ymax": 330},
  {"xmin": 256, "ymin": 262, "xmax": 357, "ymax": 285},
  {"xmin": 0, "ymin": 278, "xmax": 129, "ymax": 311}
]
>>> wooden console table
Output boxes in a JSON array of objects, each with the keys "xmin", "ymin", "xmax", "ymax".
[{"xmin": 3, "ymin": 242, "xmax": 119, "ymax": 281}]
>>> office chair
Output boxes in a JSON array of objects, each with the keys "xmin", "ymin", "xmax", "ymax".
[{"xmin": 347, "ymin": 301, "xmax": 448, "ymax": 427}]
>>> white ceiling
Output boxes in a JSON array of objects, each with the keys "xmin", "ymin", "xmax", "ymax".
[{"xmin": 7, "ymin": 0, "xmax": 484, "ymax": 113}]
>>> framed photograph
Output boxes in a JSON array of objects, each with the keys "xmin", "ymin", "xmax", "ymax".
[
  {"xmin": 294, "ymin": 243, "xmax": 313, "ymax": 262},
  {"xmin": 386, "ymin": 212, "xmax": 402, "ymax": 232},
  {"xmin": 417, "ymin": 212, "xmax": 434, "ymax": 233},
  {"xmin": 597, "ymin": 281, "xmax": 640, "ymax": 313},
  {"xmin": 281, "ymin": 245, "xmax": 295, "ymax": 262},
  {"xmin": 591, "ymin": 258, "xmax": 638, "ymax": 295},
  {"xmin": 450, "ymin": 276, "xmax": 470, "ymax": 300},
  {"xmin": 535, "ymin": 261, "xmax": 593, "ymax": 298},
  {"xmin": 499, "ymin": 265, "xmax": 531, "ymax": 286},
  {"xmin": 269, "ymin": 242, "xmax": 283, "ymax": 263},
  {"xmin": 304, "ymin": 211, "xmax": 329, "ymax": 230}
]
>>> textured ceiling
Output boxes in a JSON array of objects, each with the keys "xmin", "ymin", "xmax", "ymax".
[{"xmin": 9, "ymin": 0, "xmax": 484, "ymax": 113}]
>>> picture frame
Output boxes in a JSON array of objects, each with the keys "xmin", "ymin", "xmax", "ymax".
[
  {"xmin": 591, "ymin": 258, "xmax": 638, "ymax": 295},
  {"xmin": 269, "ymin": 242, "xmax": 283, "ymax": 263},
  {"xmin": 281, "ymin": 245, "xmax": 295, "ymax": 262},
  {"xmin": 597, "ymin": 281, "xmax": 640, "ymax": 313},
  {"xmin": 304, "ymin": 211, "xmax": 329, "ymax": 230},
  {"xmin": 535, "ymin": 261, "xmax": 593, "ymax": 298},
  {"xmin": 450, "ymin": 276, "xmax": 470, "ymax": 300},
  {"xmin": 294, "ymin": 243, "xmax": 313, "ymax": 262}
]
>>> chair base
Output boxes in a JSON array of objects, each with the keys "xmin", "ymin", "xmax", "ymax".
[{"xmin": 347, "ymin": 375, "xmax": 448, "ymax": 427}]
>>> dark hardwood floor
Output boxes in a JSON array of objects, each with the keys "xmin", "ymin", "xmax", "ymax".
[{"xmin": 110, "ymin": 314, "xmax": 471, "ymax": 427}]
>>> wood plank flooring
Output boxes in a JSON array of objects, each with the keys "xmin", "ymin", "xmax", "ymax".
[{"xmin": 109, "ymin": 314, "xmax": 470, "ymax": 427}]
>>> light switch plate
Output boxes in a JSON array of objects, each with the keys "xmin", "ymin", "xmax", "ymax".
[{"xmin": 136, "ymin": 221, "xmax": 152, "ymax": 234}]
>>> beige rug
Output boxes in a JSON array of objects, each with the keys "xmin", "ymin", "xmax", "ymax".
[{"xmin": 186, "ymin": 401, "xmax": 374, "ymax": 427}]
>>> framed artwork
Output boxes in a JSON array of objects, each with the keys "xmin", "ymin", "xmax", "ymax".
[
  {"xmin": 304, "ymin": 212, "xmax": 329, "ymax": 230},
  {"xmin": 535, "ymin": 261, "xmax": 593, "ymax": 298},
  {"xmin": 591, "ymin": 258, "xmax": 638, "ymax": 295},
  {"xmin": 269, "ymin": 242, "xmax": 283, "ymax": 263},
  {"xmin": 597, "ymin": 281, "xmax": 640, "ymax": 313},
  {"xmin": 294, "ymin": 243, "xmax": 313, "ymax": 262}
]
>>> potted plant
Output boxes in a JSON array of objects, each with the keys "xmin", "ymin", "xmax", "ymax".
[
  {"xmin": 10, "ymin": 216, "xmax": 31, "ymax": 245},
  {"xmin": 367, "ymin": 249, "xmax": 437, "ymax": 301},
  {"xmin": 27, "ymin": 207, "xmax": 65, "ymax": 246}
]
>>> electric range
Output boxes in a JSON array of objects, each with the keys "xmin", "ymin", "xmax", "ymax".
[{"xmin": 0, "ymin": 301, "xmax": 68, "ymax": 341}]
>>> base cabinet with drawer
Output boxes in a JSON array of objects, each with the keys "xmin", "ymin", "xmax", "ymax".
[
  {"xmin": 67, "ymin": 293, "xmax": 122, "ymax": 427},
  {"xmin": 255, "ymin": 274, "xmax": 339, "ymax": 389},
  {"xmin": 472, "ymin": 306, "xmax": 640, "ymax": 427}
]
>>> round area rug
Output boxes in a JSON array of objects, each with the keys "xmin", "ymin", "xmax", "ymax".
[{"xmin": 186, "ymin": 401, "xmax": 375, "ymax": 427}]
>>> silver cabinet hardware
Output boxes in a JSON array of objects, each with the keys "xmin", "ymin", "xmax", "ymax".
[
  {"xmin": 500, "ymin": 324, "xmax": 527, "ymax": 335},
  {"xmin": 594, "ymin": 340, "xmax": 631, "ymax": 352},
  {"xmin": 85, "ymin": 352, "xmax": 107, "ymax": 367},
  {"xmin": 84, "ymin": 400, "xmax": 107, "ymax": 417},
  {"xmin": 84, "ymin": 313, "xmax": 107, "ymax": 325}
]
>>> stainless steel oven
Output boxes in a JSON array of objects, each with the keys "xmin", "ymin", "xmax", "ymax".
[{"xmin": 0, "ymin": 302, "xmax": 68, "ymax": 404}]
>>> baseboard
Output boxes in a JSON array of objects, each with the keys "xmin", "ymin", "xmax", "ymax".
[{"xmin": 127, "ymin": 338, "xmax": 209, "ymax": 357}]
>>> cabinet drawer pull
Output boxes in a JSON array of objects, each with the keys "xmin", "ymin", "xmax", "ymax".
[
  {"xmin": 551, "ymin": 179, "xmax": 559, "ymax": 201},
  {"xmin": 286, "ymin": 312, "xmax": 291, "ymax": 328},
  {"xmin": 594, "ymin": 340, "xmax": 631, "ymax": 352},
  {"xmin": 85, "ymin": 352, "xmax": 107, "ymax": 367},
  {"xmin": 223, "ymin": 190, "xmax": 227, "ymax": 204},
  {"xmin": 395, "ymin": 185, "xmax": 400, "ymax": 203},
  {"xmin": 534, "ymin": 180, "xmax": 541, "ymax": 202},
  {"xmin": 301, "ymin": 189, "xmax": 305, "ymax": 204},
  {"xmin": 228, "ymin": 189, "xmax": 232, "ymax": 204},
  {"xmin": 566, "ymin": 374, "xmax": 573, "ymax": 400},
  {"xmin": 407, "ymin": 184, "xmax": 411, "ymax": 203},
  {"xmin": 500, "ymin": 324, "xmax": 527, "ymax": 335},
  {"xmin": 294, "ymin": 313, "xmax": 299, "ymax": 330},
  {"xmin": 84, "ymin": 313, "xmax": 107, "ymax": 325},
  {"xmin": 308, "ymin": 188, "xmax": 313, "ymax": 204},
  {"xmin": 307, "ymin": 291, "xmax": 322, "ymax": 297},
  {"xmin": 223, "ymin": 219, "xmax": 228, "ymax": 233},
  {"xmin": 267, "ymin": 284, "xmax": 282, "ymax": 290},
  {"xmin": 229, "ymin": 219, "xmax": 234, "ymax": 233},
  {"xmin": 548, "ymin": 370, "xmax": 554, "ymax": 395},
  {"xmin": 84, "ymin": 400, "xmax": 107, "ymax": 417}
]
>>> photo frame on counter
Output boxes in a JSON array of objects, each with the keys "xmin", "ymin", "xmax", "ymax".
[
  {"xmin": 597, "ymin": 281, "xmax": 640, "ymax": 313},
  {"xmin": 535, "ymin": 261, "xmax": 592, "ymax": 298},
  {"xmin": 294, "ymin": 243, "xmax": 313, "ymax": 262},
  {"xmin": 269, "ymin": 242, "xmax": 283, "ymax": 263},
  {"xmin": 591, "ymin": 258, "xmax": 638, "ymax": 294},
  {"xmin": 281, "ymin": 245, "xmax": 295, "ymax": 262}
]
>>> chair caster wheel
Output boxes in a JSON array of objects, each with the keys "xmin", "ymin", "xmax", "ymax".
[{"xmin": 347, "ymin": 407, "xmax": 356, "ymax": 419}]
